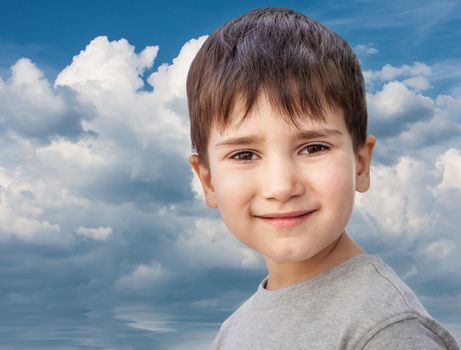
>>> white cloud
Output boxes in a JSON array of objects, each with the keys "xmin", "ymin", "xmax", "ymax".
[
  {"xmin": 436, "ymin": 94, "xmax": 461, "ymax": 112},
  {"xmin": 353, "ymin": 147, "xmax": 461, "ymax": 282},
  {"xmin": 74, "ymin": 226, "xmax": 113, "ymax": 241},
  {"xmin": 433, "ymin": 148, "xmax": 461, "ymax": 194},
  {"xmin": 115, "ymin": 262, "xmax": 170, "ymax": 292},
  {"xmin": 402, "ymin": 76, "xmax": 432, "ymax": 91},
  {"xmin": 0, "ymin": 167, "xmax": 68, "ymax": 244},
  {"xmin": 366, "ymin": 81, "xmax": 436, "ymax": 142},
  {"xmin": 147, "ymin": 35, "xmax": 208, "ymax": 102},
  {"xmin": 176, "ymin": 218, "xmax": 263, "ymax": 269},
  {"xmin": 0, "ymin": 58, "xmax": 86, "ymax": 139},
  {"xmin": 363, "ymin": 64, "xmax": 461, "ymax": 165},
  {"xmin": 0, "ymin": 35, "xmax": 211, "ymax": 247},
  {"xmin": 432, "ymin": 59, "xmax": 461, "ymax": 83},
  {"xmin": 367, "ymin": 81, "xmax": 434, "ymax": 122},
  {"xmin": 36, "ymin": 137, "xmax": 110, "ymax": 170},
  {"xmin": 355, "ymin": 44, "xmax": 378, "ymax": 55},
  {"xmin": 9, "ymin": 58, "xmax": 64, "ymax": 111},
  {"xmin": 0, "ymin": 167, "xmax": 43, "ymax": 219},
  {"xmin": 394, "ymin": 113, "xmax": 461, "ymax": 150},
  {"xmin": 54, "ymin": 34, "xmax": 205, "ymax": 162},
  {"xmin": 356, "ymin": 156, "xmax": 442, "ymax": 236},
  {"xmin": 56, "ymin": 36, "xmax": 158, "ymax": 93},
  {"xmin": 424, "ymin": 239, "xmax": 456, "ymax": 258},
  {"xmin": 363, "ymin": 62, "xmax": 461, "ymax": 158},
  {"xmin": 9, "ymin": 217, "xmax": 61, "ymax": 243},
  {"xmin": 364, "ymin": 62, "xmax": 432, "ymax": 82}
]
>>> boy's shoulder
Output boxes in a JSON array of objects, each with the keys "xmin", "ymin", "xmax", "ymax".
[
  {"xmin": 213, "ymin": 254, "xmax": 459, "ymax": 350},
  {"xmin": 337, "ymin": 253, "xmax": 429, "ymax": 316},
  {"xmin": 231, "ymin": 254, "xmax": 428, "ymax": 317}
]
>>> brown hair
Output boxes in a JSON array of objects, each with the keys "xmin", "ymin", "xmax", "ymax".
[{"xmin": 187, "ymin": 7, "xmax": 367, "ymax": 169}]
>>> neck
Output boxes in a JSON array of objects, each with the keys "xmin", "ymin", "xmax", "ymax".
[{"xmin": 263, "ymin": 231, "xmax": 364, "ymax": 291}]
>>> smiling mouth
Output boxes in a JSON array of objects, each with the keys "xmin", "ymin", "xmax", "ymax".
[{"xmin": 256, "ymin": 210, "xmax": 316, "ymax": 229}]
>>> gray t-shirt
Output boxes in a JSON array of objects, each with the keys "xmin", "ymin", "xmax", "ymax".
[{"xmin": 211, "ymin": 254, "xmax": 459, "ymax": 349}]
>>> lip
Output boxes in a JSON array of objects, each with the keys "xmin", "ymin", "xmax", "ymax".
[
  {"xmin": 257, "ymin": 210, "xmax": 314, "ymax": 218},
  {"xmin": 256, "ymin": 210, "xmax": 315, "ymax": 229}
]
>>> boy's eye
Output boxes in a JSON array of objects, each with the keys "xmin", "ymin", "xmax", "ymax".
[
  {"xmin": 230, "ymin": 144, "xmax": 329, "ymax": 162},
  {"xmin": 301, "ymin": 144, "xmax": 330, "ymax": 155},
  {"xmin": 230, "ymin": 151, "xmax": 257, "ymax": 162}
]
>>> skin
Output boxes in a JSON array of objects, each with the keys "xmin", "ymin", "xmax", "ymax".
[{"xmin": 190, "ymin": 93, "xmax": 376, "ymax": 291}]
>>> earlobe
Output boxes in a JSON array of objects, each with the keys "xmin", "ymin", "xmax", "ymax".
[
  {"xmin": 355, "ymin": 135, "xmax": 377, "ymax": 193},
  {"xmin": 189, "ymin": 155, "xmax": 218, "ymax": 208}
]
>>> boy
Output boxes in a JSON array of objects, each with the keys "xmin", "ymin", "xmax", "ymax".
[{"xmin": 187, "ymin": 7, "xmax": 460, "ymax": 350}]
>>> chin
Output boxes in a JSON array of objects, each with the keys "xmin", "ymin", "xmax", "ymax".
[{"xmin": 266, "ymin": 250, "xmax": 315, "ymax": 264}]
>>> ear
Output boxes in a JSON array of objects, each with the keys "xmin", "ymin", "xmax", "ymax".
[
  {"xmin": 189, "ymin": 155, "xmax": 218, "ymax": 208},
  {"xmin": 355, "ymin": 135, "xmax": 377, "ymax": 193}
]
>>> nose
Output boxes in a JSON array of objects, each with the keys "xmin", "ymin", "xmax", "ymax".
[{"xmin": 260, "ymin": 156, "xmax": 305, "ymax": 202}]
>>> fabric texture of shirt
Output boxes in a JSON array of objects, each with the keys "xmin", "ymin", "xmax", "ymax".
[{"xmin": 210, "ymin": 253, "xmax": 460, "ymax": 350}]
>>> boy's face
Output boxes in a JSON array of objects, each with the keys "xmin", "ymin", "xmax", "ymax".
[{"xmin": 190, "ymin": 94, "xmax": 375, "ymax": 265}]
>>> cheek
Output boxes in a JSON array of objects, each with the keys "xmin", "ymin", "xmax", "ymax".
[
  {"xmin": 213, "ymin": 169, "xmax": 256, "ymax": 211},
  {"xmin": 314, "ymin": 156, "xmax": 356, "ymax": 211},
  {"xmin": 212, "ymin": 170, "xmax": 257, "ymax": 243}
]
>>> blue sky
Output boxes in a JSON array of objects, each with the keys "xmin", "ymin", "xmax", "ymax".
[{"xmin": 0, "ymin": 0, "xmax": 460, "ymax": 348}]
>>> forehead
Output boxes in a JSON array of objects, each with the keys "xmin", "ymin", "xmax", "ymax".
[{"xmin": 210, "ymin": 94, "xmax": 347, "ymax": 141}]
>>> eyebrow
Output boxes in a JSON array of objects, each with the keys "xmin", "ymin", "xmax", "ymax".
[{"xmin": 214, "ymin": 128, "xmax": 344, "ymax": 147}]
